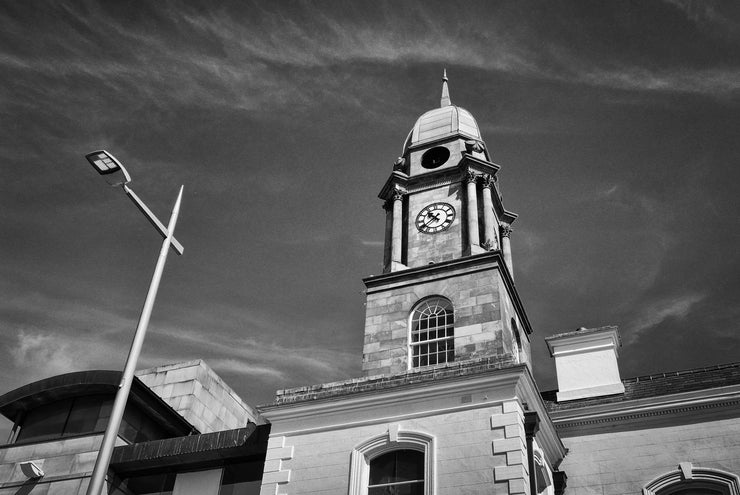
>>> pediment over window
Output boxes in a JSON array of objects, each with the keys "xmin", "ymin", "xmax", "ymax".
[{"xmin": 643, "ymin": 464, "xmax": 740, "ymax": 495}]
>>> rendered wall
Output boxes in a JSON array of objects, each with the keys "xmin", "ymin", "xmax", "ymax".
[
  {"xmin": 261, "ymin": 400, "xmax": 532, "ymax": 495},
  {"xmin": 559, "ymin": 415, "xmax": 740, "ymax": 495}
]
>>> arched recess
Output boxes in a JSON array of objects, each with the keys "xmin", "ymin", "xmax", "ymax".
[
  {"xmin": 511, "ymin": 317, "xmax": 522, "ymax": 364},
  {"xmin": 643, "ymin": 464, "xmax": 740, "ymax": 495},
  {"xmin": 349, "ymin": 429, "xmax": 436, "ymax": 495}
]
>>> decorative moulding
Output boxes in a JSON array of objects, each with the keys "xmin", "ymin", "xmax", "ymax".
[
  {"xmin": 643, "ymin": 464, "xmax": 740, "ymax": 495},
  {"xmin": 349, "ymin": 429, "xmax": 436, "ymax": 495}
]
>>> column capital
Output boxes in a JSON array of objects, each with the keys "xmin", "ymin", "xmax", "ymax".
[
  {"xmin": 523, "ymin": 411, "xmax": 540, "ymax": 438},
  {"xmin": 391, "ymin": 187, "xmax": 404, "ymax": 201},
  {"xmin": 465, "ymin": 170, "xmax": 478, "ymax": 183},
  {"xmin": 501, "ymin": 224, "xmax": 513, "ymax": 238},
  {"xmin": 481, "ymin": 174, "xmax": 497, "ymax": 189}
]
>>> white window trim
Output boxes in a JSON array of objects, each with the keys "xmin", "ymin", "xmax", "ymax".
[
  {"xmin": 643, "ymin": 463, "xmax": 740, "ymax": 495},
  {"xmin": 407, "ymin": 296, "xmax": 454, "ymax": 370},
  {"xmin": 349, "ymin": 429, "xmax": 436, "ymax": 495}
]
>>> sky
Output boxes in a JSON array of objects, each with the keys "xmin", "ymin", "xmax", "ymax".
[{"xmin": 1, "ymin": 0, "xmax": 740, "ymax": 434}]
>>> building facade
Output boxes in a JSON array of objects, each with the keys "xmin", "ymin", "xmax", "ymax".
[{"xmin": 1, "ymin": 75, "xmax": 739, "ymax": 495}]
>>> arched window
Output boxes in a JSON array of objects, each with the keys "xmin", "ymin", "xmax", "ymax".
[
  {"xmin": 368, "ymin": 449, "xmax": 424, "ymax": 494},
  {"xmin": 410, "ymin": 297, "xmax": 454, "ymax": 368},
  {"xmin": 644, "ymin": 465, "xmax": 740, "ymax": 495},
  {"xmin": 349, "ymin": 430, "xmax": 435, "ymax": 495}
]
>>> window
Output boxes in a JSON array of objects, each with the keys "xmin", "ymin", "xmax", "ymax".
[
  {"xmin": 349, "ymin": 430, "xmax": 435, "ymax": 495},
  {"xmin": 15, "ymin": 395, "xmax": 166, "ymax": 445},
  {"xmin": 111, "ymin": 472, "xmax": 176, "ymax": 495},
  {"xmin": 219, "ymin": 460, "xmax": 264, "ymax": 495},
  {"xmin": 644, "ymin": 465, "xmax": 740, "ymax": 495},
  {"xmin": 368, "ymin": 450, "xmax": 424, "ymax": 495},
  {"xmin": 16, "ymin": 395, "xmax": 113, "ymax": 443},
  {"xmin": 421, "ymin": 146, "xmax": 450, "ymax": 169},
  {"xmin": 410, "ymin": 297, "xmax": 454, "ymax": 368},
  {"xmin": 119, "ymin": 402, "xmax": 167, "ymax": 444}
]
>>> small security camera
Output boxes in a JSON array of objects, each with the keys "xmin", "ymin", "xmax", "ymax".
[{"xmin": 20, "ymin": 461, "xmax": 44, "ymax": 479}]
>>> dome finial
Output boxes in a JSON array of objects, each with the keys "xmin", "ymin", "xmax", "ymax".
[{"xmin": 441, "ymin": 69, "xmax": 451, "ymax": 107}]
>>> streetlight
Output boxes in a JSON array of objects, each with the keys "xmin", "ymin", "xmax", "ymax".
[
  {"xmin": 85, "ymin": 150, "xmax": 184, "ymax": 255},
  {"xmin": 83, "ymin": 150, "xmax": 184, "ymax": 495}
]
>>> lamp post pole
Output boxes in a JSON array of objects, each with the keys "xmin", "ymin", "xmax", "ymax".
[
  {"xmin": 83, "ymin": 150, "xmax": 184, "ymax": 495},
  {"xmin": 86, "ymin": 185, "xmax": 183, "ymax": 495}
]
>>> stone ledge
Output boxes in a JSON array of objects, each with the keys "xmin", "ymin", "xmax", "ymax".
[{"xmin": 265, "ymin": 356, "xmax": 518, "ymax": 406}]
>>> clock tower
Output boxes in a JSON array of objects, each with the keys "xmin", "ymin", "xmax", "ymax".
[{"xmin": 362, "ymin": 72, "xmax": 532, "ymax": 376}]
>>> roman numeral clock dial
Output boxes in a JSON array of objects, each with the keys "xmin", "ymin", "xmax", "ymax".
[{"xmin": 415, "ymin": 202, "xmax": 456, "ymax": 234}]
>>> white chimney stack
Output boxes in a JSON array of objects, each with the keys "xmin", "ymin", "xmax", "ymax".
[{"xmin": 545, "ymin": 326, "xmax": 625, "ymax": 402}]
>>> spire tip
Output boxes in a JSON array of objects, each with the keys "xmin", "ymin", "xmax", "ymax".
[{"xmin": 440, "ymin": 69, "xmax": 451, "ymax": 107}]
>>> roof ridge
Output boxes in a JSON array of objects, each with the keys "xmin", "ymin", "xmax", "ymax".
[{"xmin": 628, "ymin": 361, "xmax": 740, "ymax": 383}]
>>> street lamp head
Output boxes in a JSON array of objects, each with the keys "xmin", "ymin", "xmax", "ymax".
[{"xmin": 85, "ymin": 150, "xmax": 131, "ymax": 187}]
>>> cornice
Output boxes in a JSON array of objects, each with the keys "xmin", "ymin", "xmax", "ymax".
[
  {"xmin": 405, "ymin": 132, "xmax": 484, "ymax": 155},
  {"xmin": 364, "ymin": 250, "xmax": 500, "ymax": 288},
  {"xmin": 363, "ymin": 251, "xmax": 533, "ymax": 335},
  {"xmin": 459, "ymin": 153, "xmax": 501, "ymax": 175},
  {"xmin": 378, "ymin": 171, "xmax": 409, "ymax": 201},
  {"xmin": 376, "ymin": 154, "xmax": 517, "ymax": 228},
  {"xmin": 515, "ymin": 366, "xmax": 568, "ymax": 466},
  {"xmin": 549, "ymin": 384, "xmax": 740, "ymax": 432},
  {"xmin": 260, "ymin": 364, "xmax": 565, "ymax": 466}
]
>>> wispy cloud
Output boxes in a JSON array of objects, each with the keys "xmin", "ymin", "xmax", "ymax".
[
  {"xmin": 624, "ymin": 292, "xmax": 707, "ymax": 344},
  {"xmin": 3, "ymin": 0, "xmax": 736, "ymax": 144},
  {"xmin": 9, "ymin": 329, "xmax": 125, "ymax": 382},
  {"xmin": 663, "ymin": 0, "xmax": 740, "ymax": 40}
]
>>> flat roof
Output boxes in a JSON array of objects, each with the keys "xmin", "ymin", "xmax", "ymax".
[{"xmin": 110, "ymin": 423, "xmax": 270, "ymax": 474}]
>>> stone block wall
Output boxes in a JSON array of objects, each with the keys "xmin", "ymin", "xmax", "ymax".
[
  {"xmin": 363, "ymin": 262, "xmax": 519, "ymax": 377},
  {"xmin": 498, "ymin": 281, "xmax": 531, "ymax": 367},
  {"xmin": 136, "ymin": 360, "xmax": 264, "ymax": 434},
  {"xmin": 0, "ymin": 434, "xmax": 106, "ymax": 494}
]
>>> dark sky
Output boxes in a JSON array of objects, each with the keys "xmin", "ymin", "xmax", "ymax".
[{"xmin": 2, "ymin": 1, "xmax": 740, "ymax": 434}]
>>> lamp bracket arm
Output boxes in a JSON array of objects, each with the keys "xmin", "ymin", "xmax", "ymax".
[{"xmin": 123, "ymin": 185, "xmax": 184, "ymax": 255}]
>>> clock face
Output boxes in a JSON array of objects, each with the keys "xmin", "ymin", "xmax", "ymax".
[{"xmin": 416, "ymin": 202, "xmax": 456, "ymax": 234}]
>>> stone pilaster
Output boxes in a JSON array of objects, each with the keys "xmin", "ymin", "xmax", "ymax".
[
  {"xmin": 466, "ymin": 171, "xmax": 481, "ymax": 253},
  {"xmin": 391, "ymin": 188, "xmax": 405, "ymax": 271},
  {"xmin": 492, "ymin": 400, "xmax": 530, "ymax": 495},
  {"xmin": 260, "ymin": 435, "xmax": 293, "ymax": 495},
  {"xmin": 481, "ymin": 175, "xmax": 497, "ymax": 250},
  {"xmin": 501, "ymin": 224, "xmax": 513, "ymax": 280}
]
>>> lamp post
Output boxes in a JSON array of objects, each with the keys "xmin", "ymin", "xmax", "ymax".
[{"xmin": 83, "ymin": 150, "xmax": 184, "ymax": 495}]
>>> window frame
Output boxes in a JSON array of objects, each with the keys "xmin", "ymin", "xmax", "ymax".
[
  {"xmin": 644, "ymin": 465, "xmax": 740, "ymax": 495},
  {"xmin": 408, "ymin": 296, "xmax": 455, "ymax": 369},
  {"xmin": 349, "ymin": 430, "xmax": 435, "ymax": 495}
]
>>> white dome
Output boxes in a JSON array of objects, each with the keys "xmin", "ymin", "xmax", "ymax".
[
  {"xmin": 404, "ymin": 105, "xmax": 481, "ymax": 153},
  {"xmin": 401, "ymin": 72, "xmax": 484, "ymax": 154}
]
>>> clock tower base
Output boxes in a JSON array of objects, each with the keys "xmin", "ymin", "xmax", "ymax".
[{"xmin": 362, "ymin": 251, "xmax": 532, "ymax": 377}]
